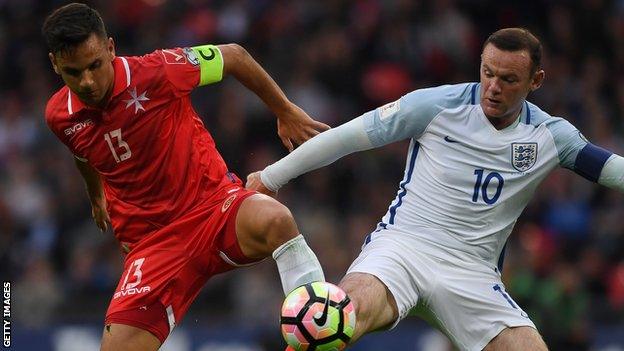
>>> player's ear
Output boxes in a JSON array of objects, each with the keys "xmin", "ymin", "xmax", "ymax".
[
  {"xmin": 107, "ymin": 37, "xmax": 116, "ymax": 60},
  {"xmin": 48, "ymin": 52, "xmax": 60, "ymax": 75},
  {"xmin": 530, "ymin": 69, "xmax": 545, "ymax": 92}
]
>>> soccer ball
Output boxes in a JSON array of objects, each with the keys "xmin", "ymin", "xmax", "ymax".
[{"xmin": 280, "ymin": 282, "xmax": 356, "ymax": 351}]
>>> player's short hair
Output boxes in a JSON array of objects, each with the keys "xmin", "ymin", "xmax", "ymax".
[
  {"xmin": 42, "ymin": 3, "xmax": 108, "ymax": 55},
  {"xmin": 484, "ymin": 28, "xmax": 543, "ymax": 75}
]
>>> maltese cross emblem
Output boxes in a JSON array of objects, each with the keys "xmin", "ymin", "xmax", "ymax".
[{"xmin": 123, "ymin": 87, "xmax": 149, "ymax": 114}]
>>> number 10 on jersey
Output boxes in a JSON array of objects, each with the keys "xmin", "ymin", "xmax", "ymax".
[
  {"xmin": 472, "ymin": 169, "xmax": 504, "ymax": 205},
  {"xmin": 104, "ymin": 128, "xmax": 132, "ymax": 163}
]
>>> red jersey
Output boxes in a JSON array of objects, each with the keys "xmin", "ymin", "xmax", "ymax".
[{"xmin": 45, "ymin": 47, "xmax": 234, "ymax": 244}]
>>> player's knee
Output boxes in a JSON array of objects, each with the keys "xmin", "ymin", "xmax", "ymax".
[
  {"xmin": 339, "ymin": 276, "xmax": 373, "ymax": 328},
  {"xmin": 236, "ymin": 195, "xmax": 299, "ymax": 257},
  {"xmin": 339, "ymin": 273, "xmax": 398, "ymax": 340},
  {"xmin": 340, "ymin": 283, "xmax": 378, "ymax": 342},
  {"xmin": 262, "ymin": 201, "xmax": 298, "ymax": 249}
]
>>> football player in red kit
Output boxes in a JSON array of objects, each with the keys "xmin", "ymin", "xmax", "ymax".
[{"xmin": 43, "ymin": 3, "xmax": 329, "ymax": 351}]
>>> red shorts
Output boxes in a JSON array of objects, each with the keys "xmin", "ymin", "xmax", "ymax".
[{"xmin": 104, "ymin": 184, "xmax": 258, "ymax": 343}]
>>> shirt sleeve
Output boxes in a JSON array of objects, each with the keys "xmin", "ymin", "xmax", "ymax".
[
  {"xmin": 546, "ymin": 118, "xmax": 613, "ymax": 181},
  {"xmin": 45, "ymin": 95, "xmax": 88, "ymax": 161},
  {"xmin": 261, "ymin": 116, "xmax": 373, "ymax": 192},
  {"xmin": 363, "ymin": 83, "xmax": 473, "ymax": 147},
  {"xmin": 157, "ymin": 45, "xmax": 224, "ymax": 95}
]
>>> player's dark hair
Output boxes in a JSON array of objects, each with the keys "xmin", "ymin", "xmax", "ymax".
[
  {"xmin": 42, "ymin": 3, "xmax": 108, "ymax": 55},
  {"xmin": 484, "ymin": 28, "xmax": 543, "ymax": 75}
]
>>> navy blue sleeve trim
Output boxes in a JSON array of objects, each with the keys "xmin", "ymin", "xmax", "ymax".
[{"xmin": 574, "ymin": 143, "xmax": 613, "ymax": 182}]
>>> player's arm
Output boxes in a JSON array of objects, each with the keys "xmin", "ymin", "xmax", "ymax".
[
  {"xmin": 74, "ymin": 157, "xmax": 110, "ymax": 232},
  {"xmin": 218, "ymin": 44, "xmax": 330, "ymax": 151},
  {"xmin": 247, "ymin": 86, "xmax": 455, "ymax": 193},
  {"xmin": 247, "ymin": 115, "xmax": 373, "ymax": 194},
  {"xmin": 572, "ymin": 143, "xmax": 624, "ymax": 191},
  {"xmin": 550, "ymin": 119, "xmax": 624, "ymax": 191}
]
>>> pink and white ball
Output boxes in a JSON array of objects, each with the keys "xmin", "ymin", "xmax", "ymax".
[{"xmin": 280, "ymin": 282, "xmax": 356, "ymax": 351}]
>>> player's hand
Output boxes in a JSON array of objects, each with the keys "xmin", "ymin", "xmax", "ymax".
[
  {"xmin": 91, "ymin": 196, "xmax": 111, "ymax": 233},
  {"xmin": 246, "ymin": 171, "xmax": 277, "ymax": 197},
  {"xmin": 277, "ymin": 103, "xmax": 330, "ymax": 152}
]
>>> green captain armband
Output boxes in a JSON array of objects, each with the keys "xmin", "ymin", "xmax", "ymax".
[{"xmin": 189, "ymin": 44, "xmax": 223, "ymax": 86}]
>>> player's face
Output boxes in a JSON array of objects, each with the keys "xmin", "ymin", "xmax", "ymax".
[
  {"xmin": 49, "ymin": 33, "xmax": 115, "ymax": 108},
  {"xmin": 480, "ymin": 43, "xmax": 544, "ymax": 124}
]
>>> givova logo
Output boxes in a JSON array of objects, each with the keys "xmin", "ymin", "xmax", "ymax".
[
  {"xmin": 64, "ymin": 119, "xmax": 93, "ymax": 135},
  {"xmin": 114, "ymin": 258, "xmax": 151, "ymax": 299}
]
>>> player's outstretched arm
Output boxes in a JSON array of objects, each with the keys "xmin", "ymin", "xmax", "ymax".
[
  {"xmin": 218, "ymin": 44, "xmax": 330, "ymax": 151},
  {"xmin": 74, "ymin": 158, "xmax": 110, "ymax": 232},
  {"xmin": 245, "ymin": 115, "xmax": 374, "ymax": 193}
]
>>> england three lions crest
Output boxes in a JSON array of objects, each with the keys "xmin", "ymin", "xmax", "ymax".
[{"xmin": 512, "ymin": 143, "xmax": 537, "ymax": 172}]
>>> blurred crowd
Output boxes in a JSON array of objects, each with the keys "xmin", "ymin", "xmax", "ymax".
[{"xmin": 1, "ymin": 0, "xmax": 624, "ymax": 349}]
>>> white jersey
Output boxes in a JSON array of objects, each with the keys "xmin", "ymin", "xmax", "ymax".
[{"xmin": 362, "ymin": 83, "xmax": 611, "ymax": 267}]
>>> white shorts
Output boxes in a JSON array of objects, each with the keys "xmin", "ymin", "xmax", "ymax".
[{"xmin": 347, "ymin": 228, "xmax": 537, "ymax": 351}]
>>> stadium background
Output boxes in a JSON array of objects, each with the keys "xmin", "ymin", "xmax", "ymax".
[{"xmin": 2, "ymin": 0, "xmax": 624, "ymax": 350}]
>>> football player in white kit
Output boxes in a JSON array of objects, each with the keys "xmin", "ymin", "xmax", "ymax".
[{"xmin": 247, "ymin": 28, "xmax": 624, "ymax": 350}]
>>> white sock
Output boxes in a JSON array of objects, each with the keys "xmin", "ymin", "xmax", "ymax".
[{"xmin": 272, "ymin": 234, "xmax": 325, "ymax": 295}]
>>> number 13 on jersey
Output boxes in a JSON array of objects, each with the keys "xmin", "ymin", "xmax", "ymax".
[{"xmin": 104, "ymin": 128, "xmax": 132, "ymax": 163}]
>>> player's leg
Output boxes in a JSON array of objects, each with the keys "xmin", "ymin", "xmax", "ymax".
[
  {"xmin": 100, "ymin": 323, "xmax": 161, "ymax": 351},
  {"xmin": 420, "ymin": 255, "xmax": 543, "ymax": 351},
  {"xmin": 483, "ymin": 326, "xmax": 548, "ymax": 351},
  {"xmin": 103, "ymin": 231, "xmax": 191, "ymax": 351},
  {"xmin": 234, "ymin": 193, "xmax": 324, "ymax": 294},
  {"xmin": 338, "ymin": 272, "xmax": 399, "ymax": 343},
  {"xmin": 332, "ymin": 229, "xmax": 425, "ymax": 345}
]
